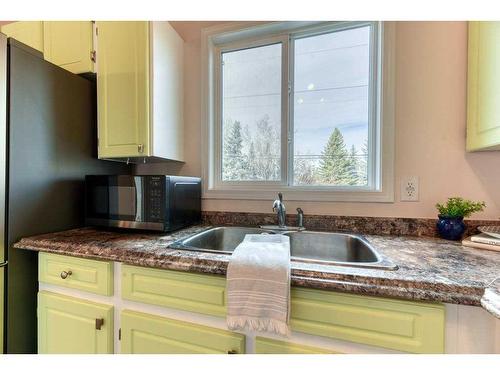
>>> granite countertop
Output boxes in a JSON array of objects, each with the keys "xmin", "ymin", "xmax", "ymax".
[{"xmin": 14, "ymin": 226, "xmax": 500, "ymax": 317}]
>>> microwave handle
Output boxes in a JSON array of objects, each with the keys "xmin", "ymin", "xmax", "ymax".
[{"xmin": 134, "ymin": 176, "xmax": 142, "ymax": 221}]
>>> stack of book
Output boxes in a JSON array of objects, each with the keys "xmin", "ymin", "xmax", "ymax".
[{"xmin": 462, "ymin": 233, "xmax": 500, "ymax": 252}]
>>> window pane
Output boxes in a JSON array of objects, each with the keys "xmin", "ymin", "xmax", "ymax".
[
  {"xmin": 221, "ymin": 43, "xmax": 282, "ymax": 181},
  {"xmin": 293, "ymin": 26, "xmax": 371, "ymax": 186}
]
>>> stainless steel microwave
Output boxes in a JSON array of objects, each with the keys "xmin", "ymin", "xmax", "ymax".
[{"xmin": 85, "ymin": 175, "xmax": 201, "ymax": 232}]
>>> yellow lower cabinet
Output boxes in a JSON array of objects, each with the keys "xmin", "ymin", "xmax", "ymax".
[
  {"xmin": 120, "ymin": 310, "xmax": 245, "ymax": 354},
  {"xmin": 290, "ymin": 288, "xmax": 445, "ymax": 354},
  {"xmin": 255, "ymin": 337, "xmax": 338, "ymax": 354},
  {"xmin": 39, "ymin": 252, "xmax": 113, "ymax": 296},
  {"xmin": 38, "ymin": 291, "xmax": 113, "ymax": 354},
  {"xmin": 121, "ymin": 264, "xmax": 226, "ymax": 317}
]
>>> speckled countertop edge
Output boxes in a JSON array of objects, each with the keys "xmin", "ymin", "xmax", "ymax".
[{"xmin": 13, "ymin": 225, "xmax": 500, "ymax": 317}]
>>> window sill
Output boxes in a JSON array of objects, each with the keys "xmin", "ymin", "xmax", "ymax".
[{"xmin": 203, "ymin": 187, "xmax": 394, "ymax": 203}]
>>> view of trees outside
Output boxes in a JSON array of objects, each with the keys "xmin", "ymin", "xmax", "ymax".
[
  {"xmin": 222, "ymin": 43, "xmax": 282, "ymax": 181},
  {"xmin": 221, "ymin": 25, "xmax": 370, "ymax": 186},
  {"xmin": 222, "ymin": 116, "xmax": 280, "ymax": 181}
]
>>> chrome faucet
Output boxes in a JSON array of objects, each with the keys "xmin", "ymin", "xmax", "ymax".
[{"xmin": 272, "ymin": 192, "xmax": 286, "ymax": 228}]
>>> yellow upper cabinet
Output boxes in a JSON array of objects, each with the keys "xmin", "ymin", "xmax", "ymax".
[
  {"xmin": 96, "ymin": 21, "xmax": 151, "ymax": 159},
  {"xmin": 467, "ymin": 22, "xmax": 500, "ymax": 151},
  {"xmin": 96, "ymin": 21, "xmax": 184, "ymax": 161},
  {"xmin": 1, "ymin": 21, "xmax": 95, "ymax": 74},
  {"xmin": 43, "ymin": 21, "xmax": 95, "ymax": 74},
  {"xmin": 1, "ymin": 21, "xmax": 44, "ymax": 52}
]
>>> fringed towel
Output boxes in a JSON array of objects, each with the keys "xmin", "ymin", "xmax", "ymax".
[{"xmin": 226, "ymin": 234, "xmax": 291, "ymax": 336}]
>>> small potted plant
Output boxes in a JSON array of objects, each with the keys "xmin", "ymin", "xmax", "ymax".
[{"xmin": 435, "ymin": 197, "xmax": 486, "ymax": 240}]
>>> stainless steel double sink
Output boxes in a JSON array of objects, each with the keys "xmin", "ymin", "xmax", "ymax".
[{"xmin": 170, "ymin": 227, "xmax": 397, "ymax": 270}]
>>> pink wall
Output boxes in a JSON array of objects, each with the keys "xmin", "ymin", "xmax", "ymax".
[{"xmin": 140, "ymin": 21, "xmax": 500, "ymax": 220}]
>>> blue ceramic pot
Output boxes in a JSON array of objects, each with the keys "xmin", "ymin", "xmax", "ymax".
[{"xmin": 436, "ymin": 215, "xmax": 466, "ymax": 240}]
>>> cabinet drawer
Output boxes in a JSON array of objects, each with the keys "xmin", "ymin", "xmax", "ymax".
[
  {"xmin": 121, "ymin": 265, "xmax": 226, "ymax": 316},
  {"xmin": 255, "ymin": 337, "xmax": 337, "ymax": 354},
  {"xmin": 290, "ymin": 288, "xmax": 445, "ymax": 353},
  {"xmin": 39, "ymin": 253, "xmax": 113, "ymax": 296},
  {"xmin": 121, "ymin": 309, "xmax": 245, "ymax": 354}
]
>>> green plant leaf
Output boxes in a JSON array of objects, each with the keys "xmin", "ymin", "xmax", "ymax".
[{"xmin": 435, "ymin": 197, "xmax": 486, "ymax": 218}]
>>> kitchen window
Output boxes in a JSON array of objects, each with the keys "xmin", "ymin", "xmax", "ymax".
[{"xmin": 202, "ymin": 21, "xmax": 395, "ymax": 202}]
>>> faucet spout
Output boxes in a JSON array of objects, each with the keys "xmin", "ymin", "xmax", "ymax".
[
  {"xmin": 272, "ymin": 192, "xmax": 286, "ymax": 228},
  {"xmin": 296, "ymin": 207, "xmax": 304, "ymax": 228}
]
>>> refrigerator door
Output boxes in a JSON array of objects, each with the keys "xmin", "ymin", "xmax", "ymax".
[
  {"xmin": 5, "ymin": 39, "xmax": 130, "ymax": 353},
  {"xmin": 0, "ymin": 33, "xmax": 7, "ymax": 354}
]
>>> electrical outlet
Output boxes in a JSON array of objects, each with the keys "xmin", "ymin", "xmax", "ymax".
[{"xmin": 400, "ymin": 176, "xmax": 419, "ymax": 202}]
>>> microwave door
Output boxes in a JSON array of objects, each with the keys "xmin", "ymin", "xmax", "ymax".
[{"xmin": 108, "ymin": 178, "xmax": 136, "ymax": 221}]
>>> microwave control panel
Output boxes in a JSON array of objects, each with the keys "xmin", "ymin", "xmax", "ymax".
[{"xmin": 147, "ymin": 176, "xmax": 164, "ymax": 222}]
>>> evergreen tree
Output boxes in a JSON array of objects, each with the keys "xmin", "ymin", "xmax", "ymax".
[
  {"xmin": 348, "ymin": 145, "xmax": 360, "ymax": 185},
  {"xmin": 222, "ymin": 120, "xmax": 247, "ymax": 180},
  {"xmin": 357, "ymin": 138, "xmax": 368, "ymax": 186},
  {"xmin": 318, "ymin": 128, "xmax": 354, "ymax": 185}
]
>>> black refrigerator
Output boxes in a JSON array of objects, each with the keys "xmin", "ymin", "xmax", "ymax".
[{"xmin": 0, "ymin": 34, "xmax": 130, "ymax": 353}]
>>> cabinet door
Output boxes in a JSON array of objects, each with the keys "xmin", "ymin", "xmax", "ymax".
[
  {"xmin": 121, "ymin": 310, "xmax": 245, "ymax": 354},
  {"xmin": 96, "ymin": 21, "xmax": 150, "ymax": 159},
  {"xmin": 255, "ymin": 337, "xmax": 337, "ymax": 354},
  {"xmin": 43, "ymin": 21, "xmax": 94, "ymax": 74},
  {"xmin": 0, "ymin": 21, "xmax": 43, "ymax": 52},
  {"xmin": 290, "ymin": 287, "xmax": 445, "ymax": 354},
  {"xmin": 38, "ymin": 291, "xmax": 113, "ymax": 354},
  {"xmin": 467, "ymin": 22, "xmax": 500, "ymax": 151}
]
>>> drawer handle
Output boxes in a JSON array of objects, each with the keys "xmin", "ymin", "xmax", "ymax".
[
  {"xmin": 227, "ymin": 349, "xmax": 238, "ymax": 354},
  {"xmin": 60, "ymin": 270, "xmax": 72, "ymax": 279}
]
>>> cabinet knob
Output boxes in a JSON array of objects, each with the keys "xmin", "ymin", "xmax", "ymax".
[
  {"xmin": 227, "ymin": 349, "xmax": 238, "ymax": 354},
  {"xmin": 60, "ymin": 270, "xmax": 72, "ymax": 279}
]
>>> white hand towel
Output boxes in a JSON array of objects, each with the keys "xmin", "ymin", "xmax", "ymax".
[{"xmin": 226, "ymin": 234, "xmax": 291, "ymax": 336}]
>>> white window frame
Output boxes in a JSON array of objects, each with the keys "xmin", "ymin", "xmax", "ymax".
[{"xmin": 201, "ymin": 21, "xmax": 395, "ymax": 202}]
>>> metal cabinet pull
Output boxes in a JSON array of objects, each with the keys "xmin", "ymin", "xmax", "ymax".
[
  {"xmin": 138, "ymin": 144, "xmax": 144, "ymax": 153},
  {"xmin": 95, "ymin": 318, "xmax": 104, "ymax": 330},
  {"xmin": 227, "ymin": 349, "xmax": 238, "ymax": 354},
  {"xmin": 60, "ymin": 270, "xmax": 72, "ymax": 279}
]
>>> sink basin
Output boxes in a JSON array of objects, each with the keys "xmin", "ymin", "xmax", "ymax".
[
  {"xmin": 288, "ymin": 231, "xmax": 378, "ymax": 263},
  {"xmin": 173, "ymin": 227, "xmax": 271, "ymax": 252},
  {"xmin": 170, "ymin": 227, "xmax": 397, "ymax": 270}
]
